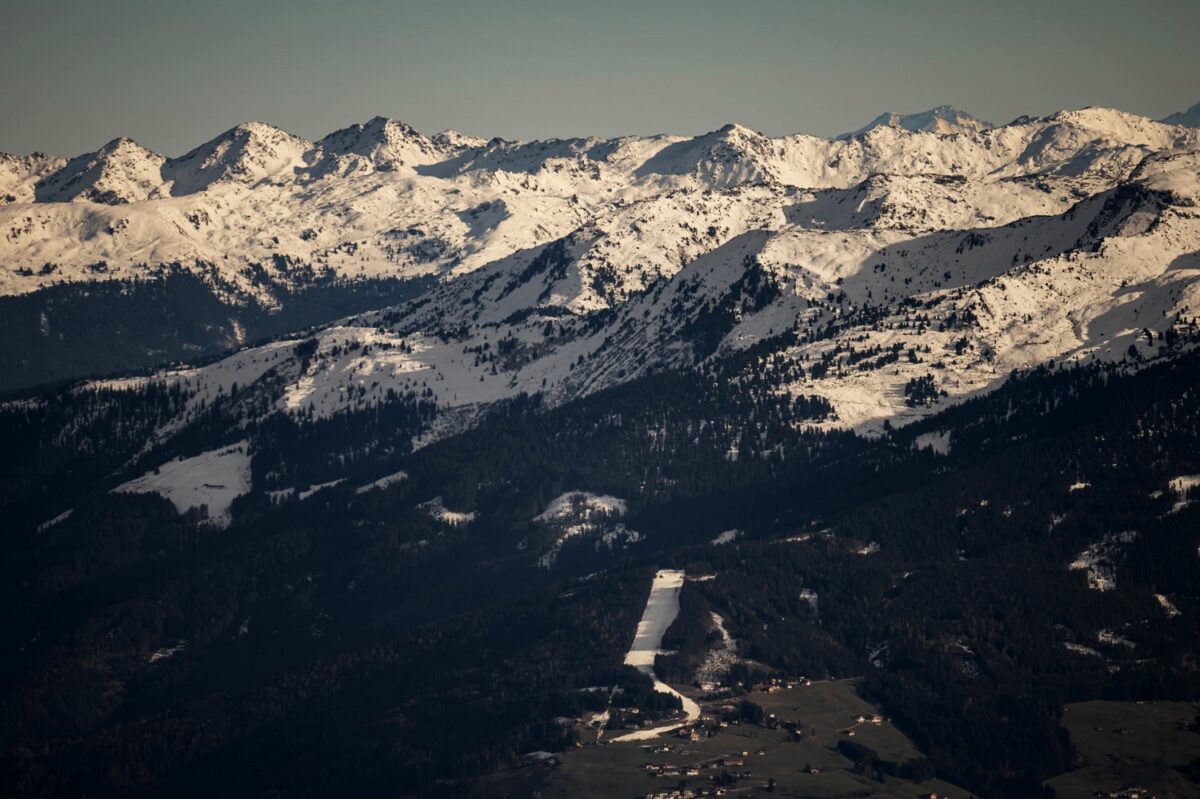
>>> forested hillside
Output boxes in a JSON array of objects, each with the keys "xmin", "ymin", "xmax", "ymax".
[{"xmin": 2, "ymin": 346, "xmax": 1197, "ymax": 797}]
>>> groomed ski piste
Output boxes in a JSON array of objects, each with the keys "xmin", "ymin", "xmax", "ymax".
[{"xmin": 611, "ymin": 569, "xmax": 702, "ymax": 743}]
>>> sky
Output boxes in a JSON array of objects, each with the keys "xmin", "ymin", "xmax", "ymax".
[{"xmin": 2, "ymin": 0, "xmax": 1197, "ymax": 156}]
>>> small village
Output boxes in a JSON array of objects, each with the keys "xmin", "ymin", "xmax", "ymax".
[{"xmin": 514, "ymin": 672, "xmax": 975, "ymax": 799}]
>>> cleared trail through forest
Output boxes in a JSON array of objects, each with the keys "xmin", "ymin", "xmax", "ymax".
[{"xmin": 610, "ymin": 569, "xmax": 701, "ymax": 742}]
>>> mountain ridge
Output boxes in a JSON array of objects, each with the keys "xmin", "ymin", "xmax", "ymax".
[
  {"xmin": 3, "ymin": 103, "xmax": 1199, "ymax": 435},
  {"xmin": 2, "ymin": 105, "xmax": 1195, "ymax": 300},
  {"xmin": 1161, "ymin": 100, "xmax": 1200, "ymax": 127}
]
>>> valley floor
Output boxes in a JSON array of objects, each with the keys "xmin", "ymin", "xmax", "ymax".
[{"xmin": 530, "ymin": 680, "xmax": 970, "ymax": 799}]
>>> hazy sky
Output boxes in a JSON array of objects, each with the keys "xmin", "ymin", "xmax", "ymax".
[{"xmin": 2, "ymin": 0, "xmax": 1197, "ymax": 156}]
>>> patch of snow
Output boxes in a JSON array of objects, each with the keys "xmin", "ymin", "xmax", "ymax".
[
  {"xmin": 586, "ymin": 709, "xmax": 610, "ymax": 727},
  {"xmin": 798, "ymin": 588, "xmax": 820, "ymax": 616},
  {"xmin": 534, "ymin": 491, "xmax": 627, "ymax": 522},
  {"xmin": 1168, "ymin": 474, "xmax": 1200, "ymax": 513},
  {"xmin": 596, "ymin": 524, "xmax": 643, "ymax": 551},
  {"xmin": 1062, "ymin": 642, "xmax": 1103, "ymax": 658},
  {"xmin": 533, "ymin": 491, "xmax": 633, "ymax": 567},
  {"xmin": 1069, "ymin": 530, "xmax": 1138, "ymax": 591},
  {"xmin": 268, "ymin": 488, "xmax": 296, "ymax": 503},
  {"xmin": 1155, "ymin": 593, "xmax": 1181, "ymax": 618},
  {"xmin": 147, "ymin": 641, "xmax": 186, "ymax": 663},
  {"xmin": 419, "ymin": 496, "xmax": 476, "ymax": 525},
  {"xmin": 1097, "ymin": 629, "xmax": 1136, "ymax": 649},
  {"xmin": 36, "ymin": 508, "xmax": 73, "ymax": 533},
  {"xmin": 711, "ymin": 529, "xmax": 742, "ymax": 546},
  {"xmin": 536, "ymin": 521, "xmax": 642, "ymax": 568},
  {"xmin": 695, "ymin": 612, "xmax": 738, "ymax": 691},
  {"xmin": 114, "ymin": 442, "xmax": 250, "ymax": 528},
  {"xmin": 297, "ymin": 478, "xmax": 345, "ymax": 500},
  {"xmin": 914, "ymin": 430, "xmax": 951, "ymax": 455},
  {"xmin": 355, "ymin": 469, "xmax": 408, "ymax": 494}
]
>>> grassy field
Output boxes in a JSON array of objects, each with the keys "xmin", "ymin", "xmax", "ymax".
[
  {"xmin": 534, "ymin": 679, "xmax": 971, "ymax": 799},
  {"xmin": 1045, "ymin": 700, "xmax": 1200, "ymax": 799}
]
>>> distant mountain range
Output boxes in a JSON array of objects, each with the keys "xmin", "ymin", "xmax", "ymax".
[
  {"xmin": 1162, "ymin": 100, "xmax": 1200, "ymax": 128},
  {"xmin": 1, "ymin": 103, "xmax": 1199, "ymax": 418}
]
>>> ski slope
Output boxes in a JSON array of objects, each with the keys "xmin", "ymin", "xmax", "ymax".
[{"xmin": 612, "ymin": 569, "xmax": 702, "ymax": 742}]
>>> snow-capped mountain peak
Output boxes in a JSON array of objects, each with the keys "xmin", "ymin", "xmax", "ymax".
[
  {"xmin": 162, "ymin": 121, "xmax": 313, "ymax": 195},
  {"xmin": 32, "ymin": 136, "xmax": 167, "ymax": 205},
  {"xmin": 431, "ymin": 129, "xmax": 489, "ymax": 150},
  {"xmin": 316, "ymin": 116, "xmax": 470, "ymax": 173},
  {"xmin": 633, "ymin": 122, "xmax": 780, "ymax": 187},
  {"xmin": 841, "ymin": 105, "xmax": 993, "ymax": 138}
]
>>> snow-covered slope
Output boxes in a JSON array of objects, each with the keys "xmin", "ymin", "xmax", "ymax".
[
  {"xmin": 113, "ymin": 442, "xmax": 251, "ymax": 527},
  {"xmin": 97, "ymin": 147, "xmax": 1199, "ymax": 444},
  {"xmin": 1, "ymin": 152, "xmax": 65, "ymax": 204},
  {"xmin": 10, "ymin": 104, "xmax": 1200, "ymax": 443}
]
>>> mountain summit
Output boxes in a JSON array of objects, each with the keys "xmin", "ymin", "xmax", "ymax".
[
  {"xmin": 34, "ymin": 137, "xmax": 166, "ymax": 205},
  {"xmin": 1162, "ymin": 100, "xmax": 1200, "ymax": 127},
  {"xmin": 162, "ymin": 121, "xmax": 313, "ymax": 195},
  {"xmin": 316, "ymin": 116, "xmax": 474, "ymax": 174},
  {"xmin": 839, "ymin": 105, "xmax": 993, "ymax": 138}
]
